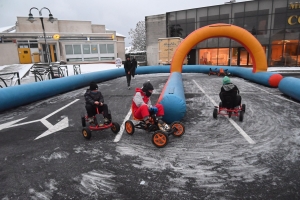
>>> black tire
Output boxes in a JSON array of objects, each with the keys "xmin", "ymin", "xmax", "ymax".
[
  {"xmin": 152, "ymin": 130, "xmax": 168, "ymax": 148},
  {"xmin": 125, "ymin": 120, "xmax": 135, "ymax": 135},
  {"xmin": 111, "ymin": 122, "xmax": 120, "ymax": 134},
  {"xmin": 213, "ymin": 108, "xmax": 218, "ymax": 119},
  {"xmin": 170, "ymin": 121, "xmax": 185, "ymax": 137},
  {"xmin": 82, "ymin": 128, "xmax": 91, "ymax": 139},
  {"xmin": 81, "ymin": 116, "xmax": 86, "ymax": 127},
  {"xmin": 228, "ymin": 111, "xmax": 232, "ymax": 118},
  {"xmin": 242, "ymin": 104, "xmax": 246, "ymax": 112},
  {"xmin": 239, "ymin": 111, "xmax": 244, "ymax": 122}
]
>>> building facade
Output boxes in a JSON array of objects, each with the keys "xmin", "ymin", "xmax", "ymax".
[
  {"xmin": 0, "ymin": 17, "xmax": 125, "ymax": 65},
  {"xmin": 146, "ymin": 0, "xmax": 300, "ymax": 67}
]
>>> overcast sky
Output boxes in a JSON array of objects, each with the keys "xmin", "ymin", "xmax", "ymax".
[{"xmin": 0, "ymin": 0, "xmax": 248, "ymax": 46}]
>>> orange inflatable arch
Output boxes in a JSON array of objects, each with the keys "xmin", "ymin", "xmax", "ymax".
[{"xmin": 171, "ymin": 23, "xmax": 267, "ymax": 73}]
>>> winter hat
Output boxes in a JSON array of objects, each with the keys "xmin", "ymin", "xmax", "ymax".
[
  {"xmin": 223, "ymin": 76, "xmax": 231, "ymax": 85},
  {"xmin": 142, "ymin": 80, "xmax": 154, "ymax": 92},
  {"xmin": 89, "ymin": 82, "xmax": 98, "ymax": 90},
  {"xmin": 142, "ymin": 80, "xmax": 154, "ymax": 97}
]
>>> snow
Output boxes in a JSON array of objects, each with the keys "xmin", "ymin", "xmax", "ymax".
[{"xmin": 0, "ymin": 25, "xmax": 14, "ymax": 32}]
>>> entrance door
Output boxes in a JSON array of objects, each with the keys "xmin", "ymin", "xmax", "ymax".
[
  {"xmin": 237, "ymin": 47, "xmax": 249, "ymax": 66},
  {"xmin": 187, "ymin": 49, "xmax": 196, "ymax": 65},
  {"xmin": 18, "ymin": 48, "xmax": 32, "ymax": 64}
]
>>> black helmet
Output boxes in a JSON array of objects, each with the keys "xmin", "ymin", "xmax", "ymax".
[
  {"xmin": 142, "ymin": 81, "xmax": 154, "ymax": 97},
  {"xmin": 89, "ymin": 81, "xmax": 98, "ymax": 90},
  {"xmin": 142, "ymin": 81, "xmax": 154, "ymax": 91}
]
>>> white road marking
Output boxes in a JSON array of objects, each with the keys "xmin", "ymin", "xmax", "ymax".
[
  {"xmin": 0, "ymin": 99, "xmax": 79, "ymax": 140},
  {"xmin": 192, "ymin": 79, "xmax": 255, "ymax": 144},
  {"xmin": 35, "ymin": 117, "xmax": 69, "ymax": 140},
  {"xmin": 114, "ymin": 108, "xmax": 132, "ymax": 142},
  {"xmin": 0, "ymin": 117, "xmax": 27, "ymax": 130},
  {"xmin": 244, "ymin": 81, "xmax": 300, "ymax": 105}
]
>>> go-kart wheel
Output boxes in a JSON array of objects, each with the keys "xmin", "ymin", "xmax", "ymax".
[
  {"xmin": 81, "ymin": 116, "xmax": 86, "ymax": 127},
  {"xmin": 125, "ymin": 120, "xmax": 135, "ymax": 135},
  {"xmin": 82, "ymin": 128, "xmax": 91, "ymax": 139},
  {"xmin": 228, "ymin": 111, "xmax": 232, "ymax": 118},
  {"xmin": 213, "ymin": 108, "xmax": 218, "ymax": 119},
  {"xmin": 152, "ymin": 130, "xmax": 168, "ymax": 148},
  {"xmin": 242, "ymin": 104, "xmax": 246, "ymax": 112},
  {"xmin": 170, "ymin": 121, "xmax": 185, "ymax": 137},
  {"xmin": 239, "ymin": 111, "xmax": 244, "ymax": 122},
  {"xmin": 111, "ymin": 122, "xmax": 120, "ymax": 134}
]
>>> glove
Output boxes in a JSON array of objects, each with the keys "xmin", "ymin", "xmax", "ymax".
[{"xmin": 149, "ymin": 106, "xmax": 158, "ymax": 114}]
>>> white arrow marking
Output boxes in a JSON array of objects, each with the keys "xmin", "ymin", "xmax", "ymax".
[
  {"xmin": 0, "ymin": 99, "xmax": 80, "ymax": 140},
  {"xmin": 0, "ymin": 117, "xmax": 27, "ymax": 130},
  {"xmin": 35, "ymin": 117, "xmax": 69, "ymax": 140}
]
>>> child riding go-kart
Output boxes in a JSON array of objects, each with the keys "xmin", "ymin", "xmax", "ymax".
[
  {"xmin": 213, "ymin": 76, "xmax": 245, "ymax": 121},
  {"xmin": 125, "ymin": 110, "xmax": 185, "ymax": 148},
  {"xmin": 81, "ymin": 82, "xmax": 120, "ymax": 139},
  {"xmin": 125, "ymin": 80, "xmax": 185, "ymax": 148}
]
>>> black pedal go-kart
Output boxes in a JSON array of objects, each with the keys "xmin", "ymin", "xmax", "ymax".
[
  {"xmin": 81, "ymin": 107, "xmax": 120, "ymax": 139},
  {"xmin": 125, "ymin": 112, "xmax": 185, "ymax": 148},
  {"xmin": 213, "ymin": 101, "xmax": 246, "ymax": 122},
  {"xmin": 208, "ymin": 68, "xmax": 230, "ymax": 76}
]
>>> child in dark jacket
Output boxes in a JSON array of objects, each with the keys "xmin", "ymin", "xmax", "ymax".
[
  {"xmin": 84, "ymin": 82, "xmax": 110, "ymax": 124},
  {"xmin": 219, "ymin": 76, "xmax": 241, "ymax": 108}
]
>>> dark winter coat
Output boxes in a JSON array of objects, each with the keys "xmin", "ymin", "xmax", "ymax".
[
  {"xmin": 220, "ymin": 83, "xmax": 239, "ymax": 96},
  {"xmin": 124, "ymin": 60, "xmax": 133, "ymax": 74},
  {"xmin": 84, "ymin": 89, "xmax": 104, "ymax": 106},
  {"xmin": 132, "ymin": 58, "xmax": 137, "ymax": 69}
]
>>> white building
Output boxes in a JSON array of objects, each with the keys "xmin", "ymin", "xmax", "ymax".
[{"xmin": 0, "ymin": 17, "xmax": 126, "ymax": 65}]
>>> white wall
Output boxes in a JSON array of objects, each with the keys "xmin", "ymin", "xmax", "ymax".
[{"xmin": 0, "ymin": 43, "xmax": 19, "ymax": 65}]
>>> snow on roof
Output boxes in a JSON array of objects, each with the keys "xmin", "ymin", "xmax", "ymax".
[
  {"xmin": 0, "ymin": 25, "xmax": 15, "ymax": 33},
  {"xmin": 105, "ymin": 28, "xmax": 126, "ymax": 37}
]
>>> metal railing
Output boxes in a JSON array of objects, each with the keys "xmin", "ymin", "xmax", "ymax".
[
  {"xmin": 0, "ymin": 72, "xmax": 21, "ymax": 88},
  {"xmin": 31, "ymin": 62, "xmax": 71, "ymax": 82},
  {"xmin": 73, "ymin": 64, "xmax": 81, "ymax": 75}
]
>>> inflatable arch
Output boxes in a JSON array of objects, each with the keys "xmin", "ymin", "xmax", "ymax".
[{"xmin": 171, "ymin": 23, "xmax": 268, "ymax": 73}]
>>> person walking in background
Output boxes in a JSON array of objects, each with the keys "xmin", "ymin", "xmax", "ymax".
[
  {"xmin": 131, "ymin": 56, "xmax": 137, "ymax": 79},
  {"xmin": 124, "ymin": 56, "xmax": 133, "ymax": 89}
]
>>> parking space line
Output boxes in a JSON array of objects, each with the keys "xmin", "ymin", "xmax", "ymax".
[
  {"xmin": 114, "ymin": 108, "xmax": 132, "ymax": 142},
  {"xmin": 192, "ymin": 79, "xmax": 255, "ymax": 144}
]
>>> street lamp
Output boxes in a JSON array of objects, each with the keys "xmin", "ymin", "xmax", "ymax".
[{"xmin": 28, "ymin": 7, "xmax": 55, "ymax": 65}]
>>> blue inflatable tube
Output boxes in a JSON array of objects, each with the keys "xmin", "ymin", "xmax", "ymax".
[
  {"xmin": 278, "ymin": 77, "xmax": 300, "ymax": 101},
  {"xmin": 158, "ymin": 72, "xmax": 186, "ymax": 124}
]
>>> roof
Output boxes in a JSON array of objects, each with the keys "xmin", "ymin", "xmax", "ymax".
[{"xmin": 0, "ymin": 25, "xmax": 16, "ymax": 33}]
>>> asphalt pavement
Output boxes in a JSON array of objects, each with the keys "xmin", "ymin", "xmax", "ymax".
[{"xmin": 0, "ymin": 73, "xmax": 300, "ymax": 199}]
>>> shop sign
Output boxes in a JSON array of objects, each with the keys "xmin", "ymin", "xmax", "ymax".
[
  {"xmin": 287, "ymin": 15, "xmax": 300, "ymax": 25},
  {"xmin": 289, "ymin": 3, "xmax": 300, "ymax": 9}
]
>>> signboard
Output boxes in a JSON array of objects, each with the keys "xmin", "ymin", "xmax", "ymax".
[{"xmin": 115, "ymin": 58, "xmax": 122, "ymax": 68}]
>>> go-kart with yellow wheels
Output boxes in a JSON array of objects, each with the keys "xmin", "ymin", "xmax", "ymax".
[{"xmin": 125, "ymin": 112, "xmax": 185, "ymax": 148}]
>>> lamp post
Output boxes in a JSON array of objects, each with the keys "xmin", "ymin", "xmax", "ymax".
[{"xmin": 28, "ymin": 7, "xmax": 55, "ymax": 65}]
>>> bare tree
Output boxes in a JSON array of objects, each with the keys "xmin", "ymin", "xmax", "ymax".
[{"xmin": 128, "ymin": 21, "xmax": 146, "ymax": 52}]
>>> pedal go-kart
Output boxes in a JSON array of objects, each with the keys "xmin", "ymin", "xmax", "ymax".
[
  {"xmin": 208, "ymin": 68, "xmax": 230, "ymax": 76},
  {"xmin": 81, "ymin": 108, "xmax": 120, "ymax": 139},
  {"xmin": 213, "ymin": 102, "xmax": 246, "ymax": 122},
  {"xmin": 125, "ymin": 112, "xmax": 185, "ymax": 148}
]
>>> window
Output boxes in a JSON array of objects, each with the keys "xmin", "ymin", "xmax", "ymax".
[
  {"xmin": 30, "ymin": 43, "xmax": 38, "ymax": 48},
  {"xmin": 100, "ymin": 44, "xmax": 114, "ymax": 54},
  {"xmin": 100, "ymin": 44, "xmax": 107, "ymax": 53},
  {"xmin": 83, "ymin": 44, "xmax": 90, "ymax": 54},
  {"xmin": 107, "ymin": 44, "xmax": 114, "ymax": 53},
  {"xmin": 73, "ymin": 45, "xmax": 81, "ymax": 54},
  {"xmin": 91, "ymin": 45, "xmax": 98, "ymax": 53},
  {"xmin": 65, "ymin": 45, "xmax": 73, "ymax": 55}
]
